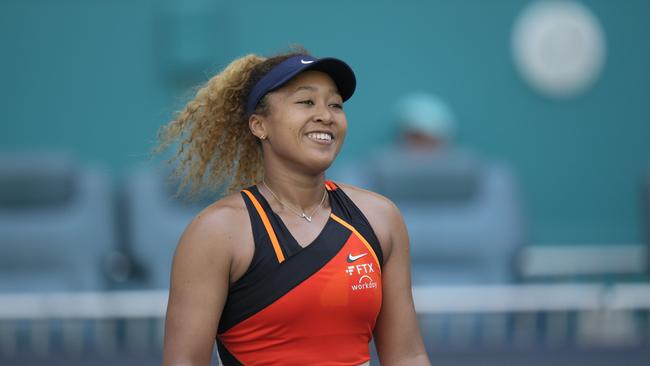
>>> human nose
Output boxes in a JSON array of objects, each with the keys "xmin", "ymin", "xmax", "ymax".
[{"xmin": 313, "ymin": 102, "xmax": 333, "ymax": 124}]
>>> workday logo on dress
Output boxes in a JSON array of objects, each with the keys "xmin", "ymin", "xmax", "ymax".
[{"xmin": 351, "ymin": 274, "xmax": 378, "ymax": 291}]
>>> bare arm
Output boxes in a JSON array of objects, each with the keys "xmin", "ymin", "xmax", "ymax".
[
  {"xmin": 373, "ymin": 201, "xmax": 430, "ymax": 365},
  {"xmin": 162, "ymin": 207, "xmax": 234, "ymax": 366}
]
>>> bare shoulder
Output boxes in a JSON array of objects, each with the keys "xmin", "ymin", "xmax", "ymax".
[
  {"xmin": 335, "ymin": 182, "xmax": 404, "ymax": 258},
  {"xmin": 194, "ymin": 191, "xmax": 248, "ymax": 233},
  {"xmin": 174, "ymin": 191, "xmax": 248, "ymax": 263},
  {"xmin": 335, "ymin": 182, "xmax": 400, "ymax": 218}
]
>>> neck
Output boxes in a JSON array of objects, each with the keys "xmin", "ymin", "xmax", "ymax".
[{"xmin": 261, "ymin": 169, "xmax": 328, "ymax": 212}]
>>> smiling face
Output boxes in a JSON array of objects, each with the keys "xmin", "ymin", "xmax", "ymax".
[{"xmin": 250, "ymin": 70, "xmax": 348, "ymax": 175}]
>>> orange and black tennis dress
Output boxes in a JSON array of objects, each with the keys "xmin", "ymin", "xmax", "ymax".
[{"xmin": 216, "ymin": 181, "xmax": 383, "ymax": 365}]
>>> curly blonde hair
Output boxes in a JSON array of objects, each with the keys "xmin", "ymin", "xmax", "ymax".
[{"xmin": 156, "ymin": 48, "xmax": 309, "ymax": 197}]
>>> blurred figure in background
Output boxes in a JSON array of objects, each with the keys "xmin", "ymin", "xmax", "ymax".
[
  {"xmin": 333, "ymin": 92, "xmax": 526, "ymax": 285},
  {"xmin": 332, "ymin": 92, "xmax": 460, "ymax": 188},
  {"xmin": 394, "ymin": 92, "xmax": 456, "ymax": 153}
]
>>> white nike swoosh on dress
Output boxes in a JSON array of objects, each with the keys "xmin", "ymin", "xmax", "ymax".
[
  {"xmin": 301, "ymin": 59, "xmax": 314, "ymax": 64},
  {"xmin": 347, "ymin": 253, "xmax": 368, "ymax": 262}
]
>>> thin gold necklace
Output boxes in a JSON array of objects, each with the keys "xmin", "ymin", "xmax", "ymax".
[{"xmin": 262, "ymin": 180, "xmax": 327, "ymax": 223}]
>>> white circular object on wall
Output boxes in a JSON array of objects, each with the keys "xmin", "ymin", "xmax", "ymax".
[{"xmin": 511, "ymin": 0, "xmax": 607, "ymax": 99}]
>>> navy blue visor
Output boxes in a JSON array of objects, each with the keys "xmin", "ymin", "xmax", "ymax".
[{"xmin": 245, "ymin": 54, "xmax": 356, "ymax": 116}]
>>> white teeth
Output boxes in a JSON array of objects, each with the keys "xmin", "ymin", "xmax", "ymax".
[{"xmin": 308, "ymin": 132, "xmax": 332, "ymax": 141}]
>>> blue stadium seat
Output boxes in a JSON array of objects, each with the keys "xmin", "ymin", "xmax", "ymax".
[
  {"xmin": 332, "ymin": 148, "xmax": 527, "ymax": 284},
  {"xmin": 123, "ymin": 164, "xmax": 213, "ymax": 289},
  {"xmin": 0, "ymin": 151, "xmax": 115, "ymax": 292}
]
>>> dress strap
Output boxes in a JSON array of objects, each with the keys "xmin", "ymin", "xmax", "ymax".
[
  {"xmin": 241, "ymin": 189, "xmax": 285, "ymax": 263},
  {"xmin": 323, "ymin": 180, "xmax": 384, "ymax": 268}
]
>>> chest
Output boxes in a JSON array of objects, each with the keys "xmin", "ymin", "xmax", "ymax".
[
  {"xmin": 225, "ymin": 232, "xmax": 382, "ymax": 337},
  {"xmin": 275, "ymin": 210, "xmax": 331, "ymax": 247}
]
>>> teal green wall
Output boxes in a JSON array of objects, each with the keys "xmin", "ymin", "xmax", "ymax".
[{"xmin": 1, "ymin": 0, "xmax": 649, "ymax": 245}]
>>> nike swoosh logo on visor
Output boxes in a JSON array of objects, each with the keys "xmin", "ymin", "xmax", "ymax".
[
  {"xmin": 301, "ymin": 59, "xmax": 314, "ymax": 64},
  {"xmin": 347, "ymin": 253, "xmax": 368, "ymax": 262}
]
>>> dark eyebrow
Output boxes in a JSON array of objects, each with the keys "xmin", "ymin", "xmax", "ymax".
[{"xmin": 291, "ymin": 86, "xmax": 317, "ymax": 94}]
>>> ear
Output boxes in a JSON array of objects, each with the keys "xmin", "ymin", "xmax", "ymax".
[{"xmin": 249, "ymin": 114, "xmax": 268, "ymax": 140}]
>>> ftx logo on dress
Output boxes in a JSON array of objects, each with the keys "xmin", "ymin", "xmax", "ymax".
[{"xmin": 345, "ymin": 263, "xmax": 375, "ymax": 276}]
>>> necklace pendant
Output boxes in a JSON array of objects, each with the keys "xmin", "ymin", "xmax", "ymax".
[{"xmin": 302, "ymin": 213, "xmax": 312, "ymax": 222}]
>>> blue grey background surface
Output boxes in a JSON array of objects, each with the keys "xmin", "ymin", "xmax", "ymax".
[{"xmin": 1, "ymin": 0, "xmax": 648, "ymax": 245}]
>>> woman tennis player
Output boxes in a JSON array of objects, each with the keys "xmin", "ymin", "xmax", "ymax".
[{"xmin": 160, "ymin": 48, "xmax": 430, "ymax": 365}]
